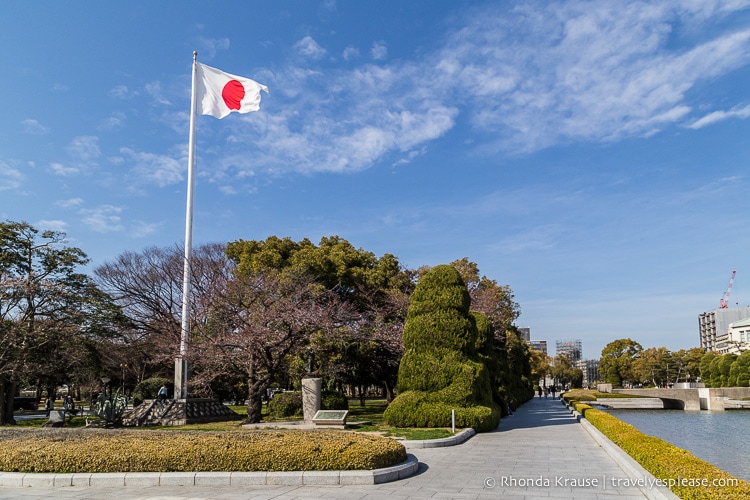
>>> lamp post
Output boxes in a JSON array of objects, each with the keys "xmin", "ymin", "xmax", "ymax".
[
  {"xmin": 101, "ymin": 376, "xmax": 111, "ymax": 401},
  {"xmin": 119, "ymin": 363, "xmax": 128, "ymax": 408}
]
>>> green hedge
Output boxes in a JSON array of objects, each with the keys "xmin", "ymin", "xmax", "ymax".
[
  {"xmin": 267, "ymin": 390, "xmax": 349, "ymax": 419},
  {"xmin": 563, "ymin": 393, "xmax": 750, "ymax": 499},
  {"xmin": 0, "ymin": 429, "xmax": 406, "ymax": 473}
]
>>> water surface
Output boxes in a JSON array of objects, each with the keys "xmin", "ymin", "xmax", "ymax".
[{"xmin": 608, "ymin": 409, "xmax": 749, "ymax": 482}]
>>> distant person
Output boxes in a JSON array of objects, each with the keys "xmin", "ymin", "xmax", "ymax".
[
  {"xmin": 537, "ymin": 387, "xmax": 542, "ymax": 398},
  {"xmin": 158, "ymin": 385, "xmax": 168, "ymax": 401},
  {"xmin": 551, "ymin": 386, "xmax": 556, "ymax": 398},
  {"xmin": 45, "ymin": 396, "xmax": 54, "ymax": 416}
]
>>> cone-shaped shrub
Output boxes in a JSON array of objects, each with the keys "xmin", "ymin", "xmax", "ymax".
[{"xmin": 384, "ymin": 265, "xmax": 500, "ymax": 432}]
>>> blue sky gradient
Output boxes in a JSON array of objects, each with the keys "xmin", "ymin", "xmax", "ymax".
[{"xmin": 2, "ymin": 1, "xmax": 750, "ymax": 359}]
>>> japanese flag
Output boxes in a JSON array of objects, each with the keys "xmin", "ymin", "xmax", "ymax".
[{"xmin": 196, "ymin": 62, "xmax": 268, "ymax": 119}]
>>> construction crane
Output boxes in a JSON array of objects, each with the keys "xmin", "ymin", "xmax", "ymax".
[{"xmin": 719, "ymin": 270, "xmax": 736, "ymax": 309}]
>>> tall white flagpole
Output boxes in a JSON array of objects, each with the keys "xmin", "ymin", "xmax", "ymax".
[{"xmin": 176, "ymin": 51, "xmax": 199, "ymax": 400}]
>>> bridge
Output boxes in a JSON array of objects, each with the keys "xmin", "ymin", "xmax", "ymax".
[{"xmin": 610, "ymin": 387, "xmax": 750, "ymax": 411}]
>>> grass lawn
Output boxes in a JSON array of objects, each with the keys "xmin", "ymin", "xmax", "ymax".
[{"xmin": 11, "ymin": 398, "xmax": 457, "ymax": 440}]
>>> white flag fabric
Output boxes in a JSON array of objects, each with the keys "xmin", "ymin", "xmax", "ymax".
[{"xmin": 196, "ymin": 62, "xmax": 268, "ymax": 119}]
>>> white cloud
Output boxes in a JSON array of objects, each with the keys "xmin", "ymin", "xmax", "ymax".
[
  {"xmin": 689, "ymin": 103, "xmax": 750, "ymax": 128},
  {"xmin": 67, "ymin": 136, "xmax": 101, "ymax": 163},
  {"xmin": 56, "ymin": 198, "xmax": 84, "ymax": 209},
  {"xmin": 196, "ymin": 35, "xmax": 230, "ymax": 59},
  {"xmin": 99, "ymin": 112, "xmax": 126, "ymax": 131},
  {"xmin": 130, "ymin": 220, "xmax": 160, "ymax": 237},
  {"xmin": 22, "ymin": 119, "xmax": 49, "ymax": 135},
  {"xmin": 109, "ymin": 85, "xmax": 138, "ymax": 99},
  {"xmin": 145, "ymin": 81, "xmax": 171, "ymax": 105},
  {"xmin": 203, "ymin": 1, "xmax": 750, "ymax": 179},
  {"xmin": 371, "ymin": 41, "xmax": 388, "ymax": 60},
  {"xmin": 294, "ymin": 36, "xmax": 327, "ymax": 60},
  {"xmin": 120, "ymin": 147, "xmax": 183, "ymax": 187},
  {"xmin": 0, "ymin": 161, "xmax": 23, "ymax": 190},
  {"xmin": 80, "ymin": 205, "xmax": 124, "ymax": 233},
  {"xmin": 343, "ymin": 46, "xmax": 360, "ymax": 61},
  {"xmin": 49, "ymin": 162, "xmax": 79, "ymax": 176},
  {"xmin": 36, "ymin": 219, "xmax": 68, "ymax": 232}
]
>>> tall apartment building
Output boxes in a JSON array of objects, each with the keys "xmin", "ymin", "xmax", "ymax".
[
  {"xmin": 517, "ymin": 327, "xmax": 530, "ymax": 342},
  {"xmin": 555, "ymin": 339, "xmax": 582, "ymax": 362},
  {"xmin": 698, "ymin": 306, "xmax": 750, "ymax": 351},
  {"xmin": 528, "ymin": 340, "xmax": 547, "ymax": 355}
]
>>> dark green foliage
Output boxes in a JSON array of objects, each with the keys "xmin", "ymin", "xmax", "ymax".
[
  {"xmin": 321, "ymin": 390, "xmax": 349, "ymax": 411},
  {"xmin": 382, "ymin": 390, "xmax": 500, "ymax": 432},
  {"xmin": 728, "ymin": 351, "xmax": 750, "ymax": 387},
  {"xmin": 267, "ymin": 392, "xmax": 303, "ymax": 419},
  {"xmin": 385, "ymin": 265, "xmax": 500, "ymax": 431},
  {"xmin": 267, "ymin": 390, "xmax": 349, "ymax": 419},
  {"xmin": 132, "ymin": 377, "xmax": 171, "ymax": 407}
]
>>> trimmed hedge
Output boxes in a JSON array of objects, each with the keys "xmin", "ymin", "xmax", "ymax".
[
  {"xmin": 385, "ymin": 265, "xmax": 500, "ymax": 431},
  {"xmin": 564, "ymin": 392, "xmax": 750, "ymax": 499},
  {"xmin": 0, "ymin": 429, "xmax": 406, "ymax": 473}
]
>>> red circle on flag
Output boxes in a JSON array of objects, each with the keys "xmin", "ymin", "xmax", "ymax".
[{"xmin": 222, "ymin": 80, "xmax": 245, "ymax": 111}]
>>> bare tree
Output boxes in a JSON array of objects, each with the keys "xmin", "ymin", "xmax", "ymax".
[{"xmin": 192, "ymin": 270, "xmax": 354, "ymax": 424}]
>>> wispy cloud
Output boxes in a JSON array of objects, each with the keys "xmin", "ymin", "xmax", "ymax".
[
  {"xmin": 56, "ymin": 198, "xmax": 84, "ymax": 209},
  {"xmin": 36, "ymin": 219, "xmax": 68, "ymax": 232},
  {"xmin": 689, "ymin": 103, "xmax": 750, "ymax": 129},
  {"xmin": 109, "ymin": 85, "xmax": 139, "ymax": 99},
  {"xmin": 80, "ymin": 205, "xmax": 124, "ymax": 233},
  {"xmin": 0, "ymin": 161, "xmax": 24, "ymax": 190},
  {"xmin": 212, "ymin": 0, "xmax": 750, "ymax": 180},
  {"xmin": 371, "ymin": 41, "xmax": 388, "ymax": 61},
  {"xmin": 120, "ymin": 147, "xmax": 184, "ymax": 187},
  {"xmin": 22, "ymin": 119, "xmax": 49, "ymax": 135},
  {"xmin": 294, "ymin": 36, "xmax": 327, "ymax": 60}
]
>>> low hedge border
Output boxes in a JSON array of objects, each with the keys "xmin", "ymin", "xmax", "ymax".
[
  {"xmin": 0, "ymin": 429, "xmax": 406, "ymax": 474},
  {"xmin": 563, "ymin": 393, "xmax": 750, "ymax": 499}
]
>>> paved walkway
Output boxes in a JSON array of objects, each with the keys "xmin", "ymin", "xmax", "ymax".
[{"xmin": 0, "ymin": 397, "xmax": 658, "ymax": 499}]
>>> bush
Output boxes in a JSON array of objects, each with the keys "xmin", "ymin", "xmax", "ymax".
[
  {"xmin": 267, "ymin": 392, "xmax": 303, "ymax": 419},
  {"xmin": 386, "ymin": 265, "xmax": 500, "ymax": 432},
  {"xmin": 132, "ymin": 377, "xmax": 171, "ymax": 407},
  {"xmin": 321, "ymin": 391, "xmax": 349, "ymax": 411},
  {"xmin": 0, "ymin": 429, "xmax": 406, "ymax": 472}
]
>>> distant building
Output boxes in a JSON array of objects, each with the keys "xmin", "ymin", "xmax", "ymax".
[
  {"xmin": 698, "ymin": 306, "xmax": 750, "ymax": 351},
  {"xmin": 556, "ymin": 339, "xmax": 582, "ymax": 362},
  {"xmin": 517, "ymin": 327, "xmax": 530, "ymax": 342},
  {"xmin": 528, "ymin": 340, "xmax": 547, "ymax": 355},
  {"xmin": 576, "ymin": 359, "xmax": 600, "ymax": 388},
  {"xmin": 715, "ymin": 318, "xmax": 750, "ymax": 354}
]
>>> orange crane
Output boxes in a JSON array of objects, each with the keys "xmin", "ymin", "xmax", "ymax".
[{"xmin": 719, "ymin": 270, "xmax": 736, "ymax": 309}]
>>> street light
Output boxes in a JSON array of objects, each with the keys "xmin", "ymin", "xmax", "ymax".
[{"xmin": 120, "ymin": 364, "xmax": 128, "ymax": 408}]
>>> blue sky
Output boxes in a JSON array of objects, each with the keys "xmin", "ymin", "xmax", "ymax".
[{"xmin": 2, "ymin": 1, "xmax": 750, "ymax": 359}]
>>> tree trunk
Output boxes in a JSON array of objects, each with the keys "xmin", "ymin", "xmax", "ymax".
[
  {"xmin": 383, "ymin": 380, "xmax": 394, "ymax": 403},
  {"xmin": 0, "ymin": 377, "xmax": 17, "ymax": 426},
  {"xmin": 244, "ymin": 381, "xmax": 265, "ymax": 424}
]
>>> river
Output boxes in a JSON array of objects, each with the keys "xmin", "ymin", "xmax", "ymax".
[{"xmin": 607, "ymin": 409, "xmax": 750, "ymax": 482}]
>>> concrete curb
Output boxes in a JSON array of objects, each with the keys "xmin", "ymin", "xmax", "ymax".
[
  {"xmin": 0, "ymin": 453, "xmax": 419, "ymax": 488},
  {"xmin": 561, "ymin": 400, "xmax": 680, "ymax": 500},
  {"xmin": 399, "ymin": 427, "xmax": 475, "ymax": 448}
]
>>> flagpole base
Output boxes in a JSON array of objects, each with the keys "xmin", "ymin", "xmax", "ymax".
[{"xmin": 174, "ymin": 357, "xmax": 189, "ymax": 400}]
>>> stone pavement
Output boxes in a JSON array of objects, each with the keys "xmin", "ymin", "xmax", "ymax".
[{"xmin": 0, "ymin": 397, "xmax": 670, "ymax": 499}]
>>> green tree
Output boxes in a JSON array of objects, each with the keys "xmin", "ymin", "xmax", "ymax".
[
  {"xmin": 448, "ymin": 258, "xmax": 520, "ymax": 334},
  {"xmin": 673, "ymin": 347, "xmax": 705, "ymax": 383},
  {"xmin": 0, "ymin": 221, "xmax": 115, "ymax": 425},
  {"xmin": 384, "ymin": 265, "xmax": 500, "ymax": 431},
  {"xmin": 728, "ymin": 351, "xmax": 750, "ymax": 387},
  {"xmin": 599, "ymin": 338, "xmax": 642, "ymax": 387},
  {"xmin": 226, "ymin": 235, "xmax": 413, "ymax": 399},
  {"xmin": 699, "ymin": 352, "xmax": 718, "ymax": 386},
  {"xmin": 631, "ymin": 347, "xmax": 674, "ymax": 387},
  {"xmin": 528, "ymin": 347, "xmax": 551, "ymax": 388}
]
